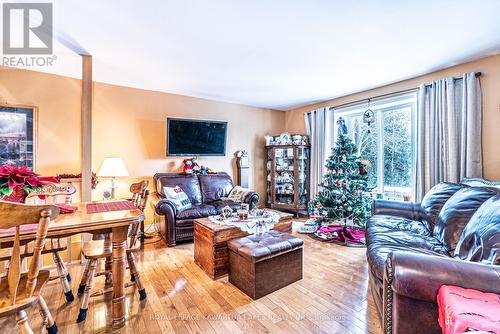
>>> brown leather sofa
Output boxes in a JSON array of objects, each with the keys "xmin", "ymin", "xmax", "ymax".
[
  {"xmin": 150, "ymin": 172, "xmax": 259, "ymax": 246},
  {"xmin": 366, "ymin": 182, "xmax": 500, "ymax": 333}
]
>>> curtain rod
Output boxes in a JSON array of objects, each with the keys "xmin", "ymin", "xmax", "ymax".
[{"xmin": 328, "ymin": 72, "xmax": 482, "ymax": 111}]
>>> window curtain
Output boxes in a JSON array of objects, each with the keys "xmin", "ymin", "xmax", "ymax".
[
  {"xmin": 304, "ymin": 107, "xmax": 335, "ymax": 197},
  {"xmin": 413, "ymin": 72, "xmax": 482, "ymax": 200}
]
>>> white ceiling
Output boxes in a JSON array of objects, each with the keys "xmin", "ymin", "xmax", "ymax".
[{"xmin": 4, "ymin": 0, "xmax": 500, "ymax": 110}]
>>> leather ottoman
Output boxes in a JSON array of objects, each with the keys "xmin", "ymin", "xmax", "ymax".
[{"xmin": 227, "ymin": 231, "xmax": 303, "ymax": 299}]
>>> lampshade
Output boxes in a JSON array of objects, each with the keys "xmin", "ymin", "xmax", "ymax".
[{"xmin": 98, "ymin": 157, "xmax": 129, "ymax": 177}]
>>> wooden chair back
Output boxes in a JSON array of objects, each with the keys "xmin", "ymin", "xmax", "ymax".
[
  {"xmin": 26, "ymin": 183, "xmax": 77, "ymax": 205},
  {"xmin": 130, "ymin": 180, "xmax": 149, "ymax": 211},
  {"xmin": 0, "ymin": 201, "xmax": 59, "ymax": 306},
  {"xmin": 128, "ymin": 181, "xmax": 149, "ymax": 248},
  {"xmin": 26, "ymin": 182, "xmax": 75, "ymax": 255}
]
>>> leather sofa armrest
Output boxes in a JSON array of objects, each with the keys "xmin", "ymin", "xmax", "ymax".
[
  {"xmin": 155, "ymin": 199, "xmax": 177, "ymax": 216},
  {"xmin": 243, "ymin": 191, "xmax": 259, "ymax": 209},
  {"xmin": 372, "ymin": 199, "xmax": 421, "ymax": 220},
  {"xmin": 150, "ymin": 192, "xmax": 178, "ymax": 247},
  {"xmin": 150, "ymin": 192, "xmax": 177, "ymax": 216},
  {"xmin": 382, "ymin": 252, "xmax": 500, "ymax": 333},
  {"xmin": 385, "ymin": 252, "xmax": 500, "ymax": 304}
]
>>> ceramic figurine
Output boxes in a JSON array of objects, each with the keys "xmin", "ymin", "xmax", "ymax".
[
  {"xmin": 278, "ymin": 132, "xmax": 291, "ymax": 145},
  {"xmin": 222, "ymin": 205, "xmax": 233, "ymax": 219},
  {"xmin": 292, "ymin": 134, "xmax": 302, "ymax": 145}
]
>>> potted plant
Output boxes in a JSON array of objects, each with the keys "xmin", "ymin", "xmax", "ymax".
[{"xmin": 0, "ymin": 164, "xmax": 59, "ymax": 203}]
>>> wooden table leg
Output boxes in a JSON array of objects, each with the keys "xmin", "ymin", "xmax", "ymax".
[
  {"xmin": 104, "ymin": 236, "xmax": 113, "ymax": 286},
  {"xmin": 111, "ymin": 225, "xmax": 128, "ymax": 329}
]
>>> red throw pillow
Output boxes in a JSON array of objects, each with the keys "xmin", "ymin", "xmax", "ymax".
[{"xmin": 437, "ymin": 285, "xmax": 500, "ymax": 334}]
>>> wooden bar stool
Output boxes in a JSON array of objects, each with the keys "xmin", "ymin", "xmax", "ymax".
[
  {"xmin": 0, "ymin": 201, "xmax": 61, "ymax": 333},
  {"xmin": 76, "ymin": 180, "xmax": 149, "ymax": 322}
]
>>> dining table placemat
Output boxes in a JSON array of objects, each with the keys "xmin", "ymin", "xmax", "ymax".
[{"xmin": 86, "ymin": 200, "xmax": 136, "ymax": 214}]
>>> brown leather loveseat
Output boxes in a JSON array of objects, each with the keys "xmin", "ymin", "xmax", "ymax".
[
  {"xmin": 366, "ymin": 182, "xmax": 500, "ymax": 333},
  {"xmin": 150, "ymin": 172, "xmax": 259, "ymax": 246}
]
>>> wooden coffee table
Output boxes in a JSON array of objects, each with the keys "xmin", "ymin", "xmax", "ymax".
[{"xmin": 194, "ymin": 210, "xmax": 293, "ymax": 279}]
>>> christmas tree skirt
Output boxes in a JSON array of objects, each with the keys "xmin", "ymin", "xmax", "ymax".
[{"xmin": 311, "ymin": 223, "xmax": 366, "ymax": 247}]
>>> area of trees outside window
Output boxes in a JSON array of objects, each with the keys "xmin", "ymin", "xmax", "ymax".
[{"xmin": 333, "ymin": 93, "xmax": 416, "ymax": 200}]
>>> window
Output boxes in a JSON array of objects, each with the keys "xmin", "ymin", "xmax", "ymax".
[{"xmin": 333, "ymin": 93, "xmax": 416, "ymax": 200}]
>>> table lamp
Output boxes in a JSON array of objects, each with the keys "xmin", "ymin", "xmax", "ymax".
[{"xmin": 97, "ymin": 157, "xmax": 129, "ymax": 199}]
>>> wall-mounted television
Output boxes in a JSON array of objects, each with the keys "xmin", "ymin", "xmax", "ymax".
[{"xmin": 167, "ymin": 118, "xmax": 228, "ymax": 156}]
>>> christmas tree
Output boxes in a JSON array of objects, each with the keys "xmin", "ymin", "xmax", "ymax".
[{"xmin": 309, "ymin": 117, "xmax": 372, "ymax": 229}]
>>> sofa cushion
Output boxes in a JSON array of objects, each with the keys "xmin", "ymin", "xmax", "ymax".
[
  {"xmin": 367, "ymin": 229, "xmax": 448, "ymax": 254},
  {"xmin": 226, "ymin": 186, "xmax": 252, "ymax": 203},
  {"xmin": 163, "ymin": 186, "xmax": 192, "ymax": 211},
  {"xmin": 198, "ymin": 173, "xmax": 234, "ymax": 203},
  {"xmin": 433, "ymin": 187, "xmax": 499, "ymax": 254},
  {"xmin": 156, "ymin": 174, "xmax": 202, "ymax": 205},
  {"xmin": 454, "ymin": 195, "xmax": 500, "ymax": 265},
  {"xmin": 366, "ymin": 215, "xmax": 449, "ymax": 280},
  {"xmin": 368, "ymin": 215, "xmax": 431, "ymax": 236},
  {"xmin": 420, "ymin": 183, "xmax": 466, "ymax": 230},
  {"xmin": 366, "ymin": 232, "xmax": 448, "ymax": 279},
  {"xmin": 175, "ymin": 204, "xmax": 217, "ymax": 220}
]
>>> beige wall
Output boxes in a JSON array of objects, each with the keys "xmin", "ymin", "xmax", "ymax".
[
  {"xmin": 91, "ymin": 81, "xmax": 285, "ymax": 202},
  {"xmin": 0, "ymin": 67, "xmax": 286, "ymax": 210},
  {"xmin": 0, "ymin": 68, "xmax": 82, "ymax": 176},
  {"xmin": 285, "ymin": 54, "xmax": 500, "ymax": 181}
]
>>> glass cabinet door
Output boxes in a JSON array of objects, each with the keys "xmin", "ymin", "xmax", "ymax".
[
  {"xmin": 297, "ymin": 146, "xmax": 309, "ymax": 206},
  {"xmin": 274, "ymin": 147, "xmax": 295, "ymax": 205},
  {"xmin": 266, "ymin": 149, "xmax": 272, "ymax": 206}
]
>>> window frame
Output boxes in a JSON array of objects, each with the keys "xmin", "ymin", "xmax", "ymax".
[{"xmin": 333, "ymin": 93, "xmax": 417, "ymax": 198}]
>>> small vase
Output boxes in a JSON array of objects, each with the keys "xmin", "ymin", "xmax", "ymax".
[{"xmin": 1, "ymin": 186, "xmax": 28, "ymax": 203}]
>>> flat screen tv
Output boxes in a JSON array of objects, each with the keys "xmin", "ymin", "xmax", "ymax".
[{"xmin": 167, "ymin": 118, "xmax": 228, "ymax": 156}]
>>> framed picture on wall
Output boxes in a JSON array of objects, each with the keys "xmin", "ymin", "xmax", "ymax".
[{"xmin": 0, "ymin": 104, "xmax": 37, "ymax": 170}]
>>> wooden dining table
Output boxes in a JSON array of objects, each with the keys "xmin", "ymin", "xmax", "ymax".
[{"xmin": 0, "ymin": 201, "xmax": 144, "ymax": 329}]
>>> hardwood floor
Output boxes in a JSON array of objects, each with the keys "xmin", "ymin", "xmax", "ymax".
[{"xmin": 0, "ymin": 223, "xmax": 382, "ymax": 334}]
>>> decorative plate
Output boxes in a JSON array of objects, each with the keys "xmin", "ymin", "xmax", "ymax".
[{"xmin": 278, "ymin": 132, "xmax": 291, "ymax": 145}]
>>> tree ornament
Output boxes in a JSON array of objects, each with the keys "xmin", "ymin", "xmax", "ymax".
[
  {"xmin": 358, "ymin": 164, "xmax": 367, "ymax": 176},
  {"xmin": 363, "ymin": 99, "xmax": 376, "ymax": 134},
  {"xmin": 337, "ymin": 116, "xmax": 348, "ymax": 136}
]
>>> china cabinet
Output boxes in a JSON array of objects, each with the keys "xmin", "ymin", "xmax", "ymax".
[{"xmin": 265, "ymin": 145, "xmax": 310, "ymax": 216}]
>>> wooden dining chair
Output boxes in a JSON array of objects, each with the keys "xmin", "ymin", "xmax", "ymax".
[
  {"xmin": 24, "ymin": 183, "xmax": 75, "ymax": 303},
  {"xmin": 0, "ymin": 201, "xmax": 60, "ymax": 334},
  {"xmin": 0, "ymin": 184, "xmax": 76, "ymax": 303},
  {"xmin": 76, "ymin": 180, "xmax": 149, "ymax": 323}
]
